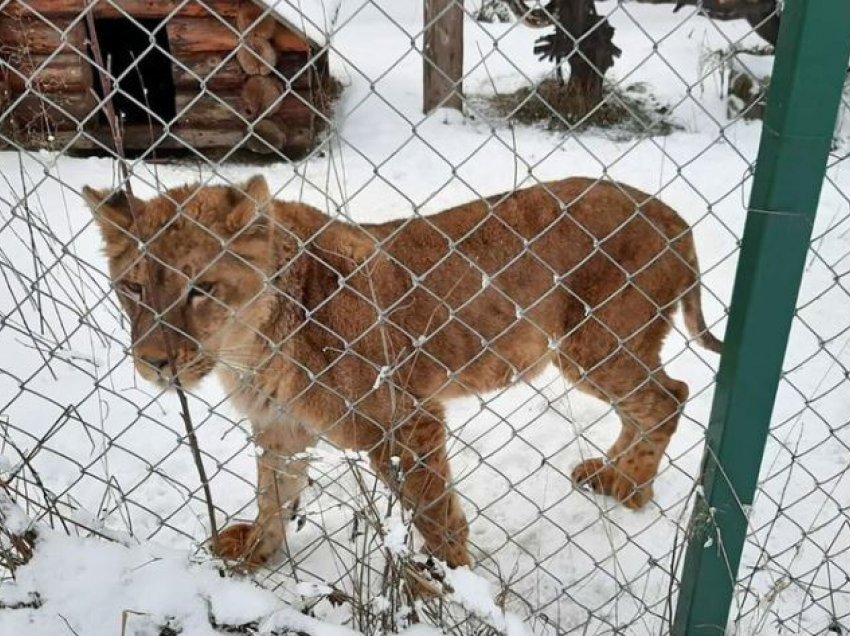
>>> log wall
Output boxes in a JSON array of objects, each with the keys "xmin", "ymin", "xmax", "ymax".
[
  {"xmin": 0, "ymin": 0, "xmax": 330, "ymax": 157},
  {"xmin": 1, "ymin": 0, "xmax": 241, "ymax": 19},
  {"xmin": 0, "ymin": 13, "xmax": 94, "ymax": 140}
]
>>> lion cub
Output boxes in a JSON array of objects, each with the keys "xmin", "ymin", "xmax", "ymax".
[{"xmin": 83, "ymin": 175, "xmax": 721, "ymax": 569}]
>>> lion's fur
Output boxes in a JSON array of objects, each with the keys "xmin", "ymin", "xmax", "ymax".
[{"xmin": 84, "ymin": 175, "xmax": 722, "ymax": 569}]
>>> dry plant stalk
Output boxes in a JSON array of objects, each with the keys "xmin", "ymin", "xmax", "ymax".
[
  {"xmin": 83, "ymin": 3, "xmax": 219, "ymax": 545},
  {"xmin": 0, "ymin": 481, "xmax": 35, "ymax": 574}
]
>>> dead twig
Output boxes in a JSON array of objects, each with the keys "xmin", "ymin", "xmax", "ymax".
[{"xmin": 83, "ymin": 4, "xmax": 219, "ymax": 545}]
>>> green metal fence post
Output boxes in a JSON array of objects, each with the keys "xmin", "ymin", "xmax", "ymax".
[{"xmin": 672, "ymin": 1, "xmax": 850, "ymax": 634}]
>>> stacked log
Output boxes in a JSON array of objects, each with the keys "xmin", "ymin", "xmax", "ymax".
[
  {"xmin": 0, "ymin": 13, "xmax": 96, "ymax": 146},
  {"xmin": 0, "ymin": 76, "xmax": 8, "ymax": 149},
  {"xmin": 163, "ymin": 1, "xmax": 321, "ymax": 156},
  {"xmin": 168, "ymin": 30, "xmax": 325, "ymax": 156},
  {"xmin": 1, "ymin": 1, "xmax": 244, "ymax": 20},
  {"xmin": 232, "ymin": 2, "xmax": 316, "ymax": 155},
  {"xmin": 0, "ymin": 0, "xmax": 330, "ymax": 157}
]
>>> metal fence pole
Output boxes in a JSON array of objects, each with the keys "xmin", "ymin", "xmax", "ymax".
[{"xmin": 672, "ymin": 1, "xmax": 850, "ymax": 634}]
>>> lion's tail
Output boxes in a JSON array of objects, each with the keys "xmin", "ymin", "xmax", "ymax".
[{"xmin": 678, "ymin": 233, "xmax": 724, "ymax": 354}]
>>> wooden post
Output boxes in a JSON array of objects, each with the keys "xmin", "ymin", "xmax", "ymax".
[{"xmin": 423, "ymin": 0, "xmax": 463, "ymax": 113}]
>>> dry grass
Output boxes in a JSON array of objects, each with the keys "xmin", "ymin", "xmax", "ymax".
[{"xmin": 470, "ymin": 78, "xmax": 677, "ymax": 137}]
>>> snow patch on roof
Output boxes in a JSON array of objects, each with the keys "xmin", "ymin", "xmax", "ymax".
[{"xmin": 260, "ymin": 0, "xmax": 344, "ymax": 47}]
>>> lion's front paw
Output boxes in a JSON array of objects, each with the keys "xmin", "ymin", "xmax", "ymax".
[
  {"xmin": 571, "ymin": 457, "xmax": 653, "ymax": 510},
  {"xmin": 212, "ymin": 523, "xmax": 281, "ymax": 570},
  {"xmin": 571, "ymin": 457, "xmax": 610, "ymax": 495}
]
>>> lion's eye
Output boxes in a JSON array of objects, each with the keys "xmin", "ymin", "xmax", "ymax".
[
  {"xmin": 119, "ymin": 281, "xmax": 143, "ymax": 303},
  {"xmin": 188, "ymin": 282, "xmax": 216, "ymax": 305}
]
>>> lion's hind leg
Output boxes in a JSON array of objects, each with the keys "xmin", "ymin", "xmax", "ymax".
[
  {"xmin": 569, "ymin": 366, "xmax": 688, "ymax": 509},
  {"xmin": 559, "ymin": 318, "xmax": 689, "ymax": 509}
]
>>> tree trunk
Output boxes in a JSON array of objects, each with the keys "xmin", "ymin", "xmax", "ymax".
[{"xmin": 533, "ymin": 0, "xmax": 620, "ymax": 118}]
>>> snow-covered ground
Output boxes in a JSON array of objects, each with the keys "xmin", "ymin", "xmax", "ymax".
[{"xmin": 1, "ymin": 1, "xmax": 848, "ymax": 635}]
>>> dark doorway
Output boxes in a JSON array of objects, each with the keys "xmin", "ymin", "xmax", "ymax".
[{"xmin": 89, "ymin": 17, "xmax": 176, "ymax": 125}]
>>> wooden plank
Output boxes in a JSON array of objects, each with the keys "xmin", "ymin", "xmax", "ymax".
[
  {"xmin": 32, "ymin": 124, "xmax": 242, "ymax": 150},
  {"xmin": 173, "ymin": 123, "xmax": 313, "ymax": 153},
  {"xmin": 1, "ymin": 0, "xmax": 240, "ymax": 19},
  {"xmin": 1, "ymin": 1, "xmax": 320, "ymax": 48},
  {"xmin": 174, "ymin": 91, "xmax": 243, "ymax": 127},
  {"xmin": 278, "ymin": 125, "xmax": 313, "ymax": 152},
  {"xmin": 166, "ymin": 16, "xmax": 240, "ymax": 55},
  {"xmin": 171, "ymin": 126, "xmax": 244, "ymax": 150},
  {"xmin": 168, "ymin": 17, "xmax": 309, "ymax": 57},
  {"xmin": 423, "ymin": 0, "xmax": 464, "ymax": 113},
  {"xmin": 174, "ymin": 90, "xmax": 315, "ymax": 128},
  {"xmin": 0, "ymin": 76, "xmax": 9, "ymax": 148},
  {"xmin": 171, "ymin": 52, "xmax": 314, "ymax": 91},
  {"xmin": 16, "ymin": 122, "xmax": 315, "ymax": 154},
  {"xmin": 3, "ymin": 126, "xmax": 83, "ymax": 149},
  {"xmin": 272, "ymin": 23, "xmax": 310, "ymax": 53},
  {"xmin": 0, "ymin": 76, "xmax": 8, "ymax": 112},
  {"xmin": 3, "ymin": 53, "xmax": 93, "ymax": 94},
  {"xmin": 245, "ymin": 118, "xmax": 285, "ymax": 153},
  {"xmin": 267, "ymin": 96, "xmax": 315, "ymax": 128},
  {"xmin": 0, "ymin": 16, "xmax": 86, "ymax": 53},
  {"xmin": 42, "ymin": 91, "xmax": 98, "ymax": 119},
  {"xmin": 124, "ymin": 124, "xmax": 246, "ymax": 149},
  {"xmin": 4, "ymin": 92, "xmax": 97, "ymax": 131},
  {"xmin": 171, "ymin": 54, "xmax": 246, "ymax": 90}
]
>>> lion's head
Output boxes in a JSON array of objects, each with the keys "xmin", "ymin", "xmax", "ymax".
[{"xmin": 83, "ymin": 176, "xmax": 282, "ymax": 389}]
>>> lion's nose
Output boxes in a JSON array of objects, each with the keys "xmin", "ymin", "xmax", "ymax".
[{"xmin": 141, "ymin": 356, "xmax": 169, "ymax": 372}]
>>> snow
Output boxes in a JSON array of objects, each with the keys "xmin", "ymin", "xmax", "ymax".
[
  {"xmin": 1, "ymin": 1, "xmax": 849, "ymax": 635},
  {"xmin": 0, "ymin": 529, "xmax": 281, "ymax": 636},
  {"xmin": 446, "ymin": 567, "xmax": 529, "ymax": 636},
  {"xmin": 296, "ymin": 580, "xmax": 335, "ymax": 599},
  {"xmin": 261, "ymin": 0, "xmax": 344, "ymax": 47},
  {"xmin": 398, "ymin": 626, "xmax": 445, "ymax": 636},
  {"xmin": 261, "ymin": 606, "xmax": 361, "ymax": 636},
  {"xmin": 382, "ymin": 514, "xmax": 411, "ymax": 555},
  {"xmin": 0, "ymin": 489, "xmax": 31, "ymax": 536}
]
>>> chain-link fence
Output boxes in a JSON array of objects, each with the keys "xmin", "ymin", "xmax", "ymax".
[
  {"xmin": 0, "ymin": 1, "xmax": 847, "ymax": 635},
  {"xmin": 728, "ymin": 132, "xmax": 850, "ymax": 634}
]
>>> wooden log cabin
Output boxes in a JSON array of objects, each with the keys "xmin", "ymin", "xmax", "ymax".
[{"xmin": 0, "ymin": 0, "xmax": 334, "ymax": 158}]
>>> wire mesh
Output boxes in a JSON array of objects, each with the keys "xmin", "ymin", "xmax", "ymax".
[{"xmin": 0, "ymin": 1, "xmax": 846, "ymax": 635}]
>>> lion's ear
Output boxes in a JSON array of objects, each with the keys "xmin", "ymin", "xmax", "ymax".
[
  {"xmin": 82, "ymin": 186, "xmax": 142, "ymax": 254},
  {"xmin": 226, "ymin": 175, "xmax": 272, "ymax": 234}
]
